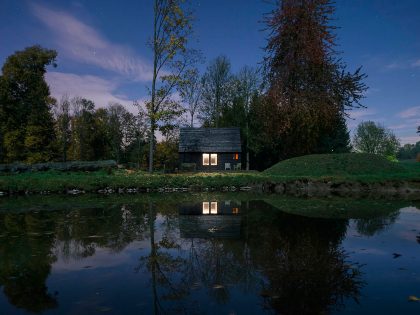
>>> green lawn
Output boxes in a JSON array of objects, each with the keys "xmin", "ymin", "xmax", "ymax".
[
  {"xmin": 0, "ymin": 153, "xmax": 418, "ymax": 193},
  {"xmin": 0, "ymin": 169, "xmax": 264, "ymax": 193}
]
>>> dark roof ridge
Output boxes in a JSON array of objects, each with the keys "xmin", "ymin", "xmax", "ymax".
[{"xmin": 179, "ymin": 127, "xmax": 242, "ymax": 153}]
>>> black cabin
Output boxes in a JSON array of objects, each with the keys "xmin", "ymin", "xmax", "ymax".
[{"xmin": 179, "ymin": 128, "xmax": 242, "ymax": 171}]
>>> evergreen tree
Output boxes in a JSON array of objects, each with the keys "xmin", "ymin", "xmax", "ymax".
[
  {"xmin": 0, "ymin": 45, "xmax": 57, "ymax": 163},
  {"xmin": 317, "ymin": 114, "xmax": 352, "ymax": 153}
]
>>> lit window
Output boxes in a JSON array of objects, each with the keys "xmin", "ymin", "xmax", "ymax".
[
  {"xmin": 210, "ymin": 154, "xmax": 218, "ymax": 165},
  {"xmin": 210, "ymin": 202, "xmax": 218, "ymax": 214},
  {"xmin": 232, "ymin": 207, "xmax": 239, "ymax": 214},
  {"xmin": 202, "ymin": 202, "xmax": 210, "ymax": 214},
  {"xmin": 233, "ymin": 153, "xmax": 239, "ymax": 160},
  {"xmin": 202, "ymin": 153, "xmax": 209, "ymax": 165}
]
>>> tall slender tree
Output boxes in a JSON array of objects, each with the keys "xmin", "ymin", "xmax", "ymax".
[
  {"xmin": 178, "ymin": 67, "xmax": 203, "ymax": 127},
  {"xmin": 146, "ymin": 0, "xmax": 194, "ymax": 172},
  {"xmin": 53, "ymin": 95, "xmax": 71, "ymax": 162},
  {"xmin": 68, "ymin": 97, "xmax": 96, "ymax": 161},
  {"xmin": 235, "ymin": 66, "xmax": 260, "ymax": 170},
  {"xmin": 200, "ymin": 56, "xmax": 232, "ymax": 127}
]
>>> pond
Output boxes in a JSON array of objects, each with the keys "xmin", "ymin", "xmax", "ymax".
[{"xmin": 0, "ymin": 194, "xmax": 419, "ymax": 314}]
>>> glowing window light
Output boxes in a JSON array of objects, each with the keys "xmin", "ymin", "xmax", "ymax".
[
  {"xmin": 202, "ymin": 153, "xmax": 210, "ymax": 165},
  {"xmin": 202, "ymin": 202, "xmax": 210, "ymax": 214},
  {"xmin": 210, "ymin": 154, "xmax": 218, "ymax": 165},
  {"xmin": 210, "ymin": 202, "xmax": 218, "ymax": 214}
]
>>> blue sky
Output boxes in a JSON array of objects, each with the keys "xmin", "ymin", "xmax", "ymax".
[{"xmin": 1, "ymin": 0, "xmax": 419, "ymax": 144}]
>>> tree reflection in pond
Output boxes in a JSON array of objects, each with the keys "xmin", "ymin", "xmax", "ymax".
[
  {"xmin": 0, "ymin": 197, "xmax": 371, "ymax": 314},
  {"xmin": 0, "ymin": 212, "xmax": 58, "ymax": 313},
  {"xmin": 0, "ymin": 205, "xmax": 149, "ymax": 313},
  {"xmin": 245, "ymin": 201, "xmax": 363, "ymax": 314},
  {"xmin": 135, "ymin": 200, "xmax": 364, "ymax": 314}
]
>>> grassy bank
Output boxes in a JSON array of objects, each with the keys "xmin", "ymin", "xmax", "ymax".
[
  {"xmin": 0, "ymin": 169, "xmax": 265, "ymax": 193},
  {"xmin": 264, "ymin": 153, "xmax": 420, "ymax": 181},
  {"xmin": 0, "ymin": 154, "xmax": 418, "ymax": 194}
]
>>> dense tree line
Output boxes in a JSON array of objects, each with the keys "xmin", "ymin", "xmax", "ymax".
[
  {"xmin": 0, "ymin": 46, "xmax": 150, "ymax": 166},
  {"xmin": 398, "ymin": 141, "xmax": 420, "ymax": 160},
  {"xmin": 8, "ymin": 1, "xmax": 420, "ymax": 171},
  {"xmin": 54, "ymin": 96, "xmax": 148, "ymax": 164}
]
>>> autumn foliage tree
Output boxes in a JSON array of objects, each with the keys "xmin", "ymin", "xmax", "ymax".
[
  {"xmin": 263, "ymin": 0, "xmax": 367, "ymax": 159},
  {"xmin": 146, "ymin": 0, "xmax": 195, "ymax": 172}
]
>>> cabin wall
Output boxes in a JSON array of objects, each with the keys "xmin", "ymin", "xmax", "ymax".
[{"xmin": 179, "ymin": 152, "xmax": 241, "ymax": 171}]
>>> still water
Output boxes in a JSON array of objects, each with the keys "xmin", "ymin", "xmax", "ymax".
[{"xmin": 0, "ymin": 194, "xmax": 419, "ymax": 315}]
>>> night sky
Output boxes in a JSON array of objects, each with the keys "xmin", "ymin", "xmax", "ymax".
[{"xmin": 1, "ymin": 0, "xmax": 419, "ymax": 144}]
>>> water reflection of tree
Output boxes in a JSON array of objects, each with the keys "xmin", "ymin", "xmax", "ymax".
[
  {"xmin": 136, "ymin": 202, "xmax": 260, "ymax": 314},
  {"xmin": 184, "ymin": 238, "xmax": 257, "ymax": 305},
  {"xmin": 54, "ymin": 205, "xmax": 148, "ymax": 261},
  {"xmin": 0, "ymin": 198, "xmax": 366, "ymax": 314},
  {"xmin": 0, "ymin": 212, "xmax": 58, "ymax": 313},
  {"xmin": 0, "ymin": 204, "xmax": 149, "ymax": 313},
  {"xmin": 135, "ymin": 201, "xmax": 197, "ymax": 314},
  {"xmin": 355, "ymin": 210, "xmax": 400, "ymax": 237},
  {"xmin": 137, "ymin": 200, "xmax": 363, "ymax": 314},
  {"xmin": 246, "ymin": 201, "xmax": 363, "ymax": 315}
]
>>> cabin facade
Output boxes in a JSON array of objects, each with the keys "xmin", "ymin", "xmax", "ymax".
[
  {"xmin": 178, "ymin": 200, "xmax": 242, "ymax": 239},
  {"xmin": 179, "ymin": 128, "xmax": 242, "ymax": 171}
]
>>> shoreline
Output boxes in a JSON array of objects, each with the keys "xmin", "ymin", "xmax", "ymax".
[{"xmin": 1, "ymin": 177, "xmax": 419, "ymax": 199}]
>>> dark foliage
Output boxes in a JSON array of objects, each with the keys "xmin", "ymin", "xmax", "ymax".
[
  {"xmin": 262, "ymin": 0, "xmax": 367, "ymax": 160},
  {"xmin": 0, "ymin": 45, "xmax": 58, "ymax": 163}
]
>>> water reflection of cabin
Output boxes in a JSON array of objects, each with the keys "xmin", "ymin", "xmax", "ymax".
[
  {"xmin": 179, "ymin": 128, "xmax": 242, "ymax": 171},
  {"xmin": 178, "ymin": 201, "xmax": 242, "ymax": 239}
]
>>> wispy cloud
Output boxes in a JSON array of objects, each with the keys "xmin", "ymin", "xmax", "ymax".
[
  {"xmin": 412, "ymin": 59, "xmax": 420, "ymax": 68},
  {"xmin": 400, "ymin": 136, "xmax": 419, "ymax": 145},
  {"xmin": 32, "ymin": 4, "xmax": 153, "ymax": 81},
  {"xmin": 46, "ymin": 71, "xmax": 139, "ymax": 112},
  {"xmin": 398, "ymin": 106, "xmax": 420, "ymax": 119},
  {"xmin": 384, "ymin": 62, "xmax": 403, "ymax": 70},
  {"xmin": 347, "ymin": 108, "xmax": 376, "ymax": 119},
  {"xmin": 388, "ymin": 123, "xmax": 409, "ymax": 130}
]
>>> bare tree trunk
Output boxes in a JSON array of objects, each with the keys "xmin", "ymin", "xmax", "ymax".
[
  {"xmin": 149, "ymin": 0, "xmax": 158, "ymax": 173},
  {"xmin": 246, "ymin": 121, "xmax": 250, "ymax": 170},
  {"xmin": 149, "ymin": 123, "xmax": 154, "ymax": 173},
  {"xmin": 149, "ymin": 201, "xmax": 158, "ymax": 315}
]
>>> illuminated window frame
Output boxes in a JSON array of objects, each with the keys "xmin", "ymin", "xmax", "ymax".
[
  {"xmin": 210, "ymin": 154, "xmax": 218, "ymax": 165},
  {"xmin": 202, "ymin": 202, "xmax": 210, "ymax": 214},
  {"xmin": 202, "ymin": 201, "xmax": 218, "ymax": 214},
  {"xmin": 202, "ymin": 153, "xmax": 209, "ymax": 166},
  {"xmin": 210, "ymin": 202, "xmax": 218, "ymax": 214}
]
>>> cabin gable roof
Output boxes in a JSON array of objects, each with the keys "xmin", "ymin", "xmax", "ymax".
[{"xmin": 179, "ymin": 128, "xmax": 241, "ymax": 153}]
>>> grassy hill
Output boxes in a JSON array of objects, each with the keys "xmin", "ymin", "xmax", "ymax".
[
  {"xmin": 0, "ymin": 153, "xmax": 418, "ymax": 194},
  {"xmin": 263, "ymin": 153, "xmax": 419, "ymax": 179}
]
